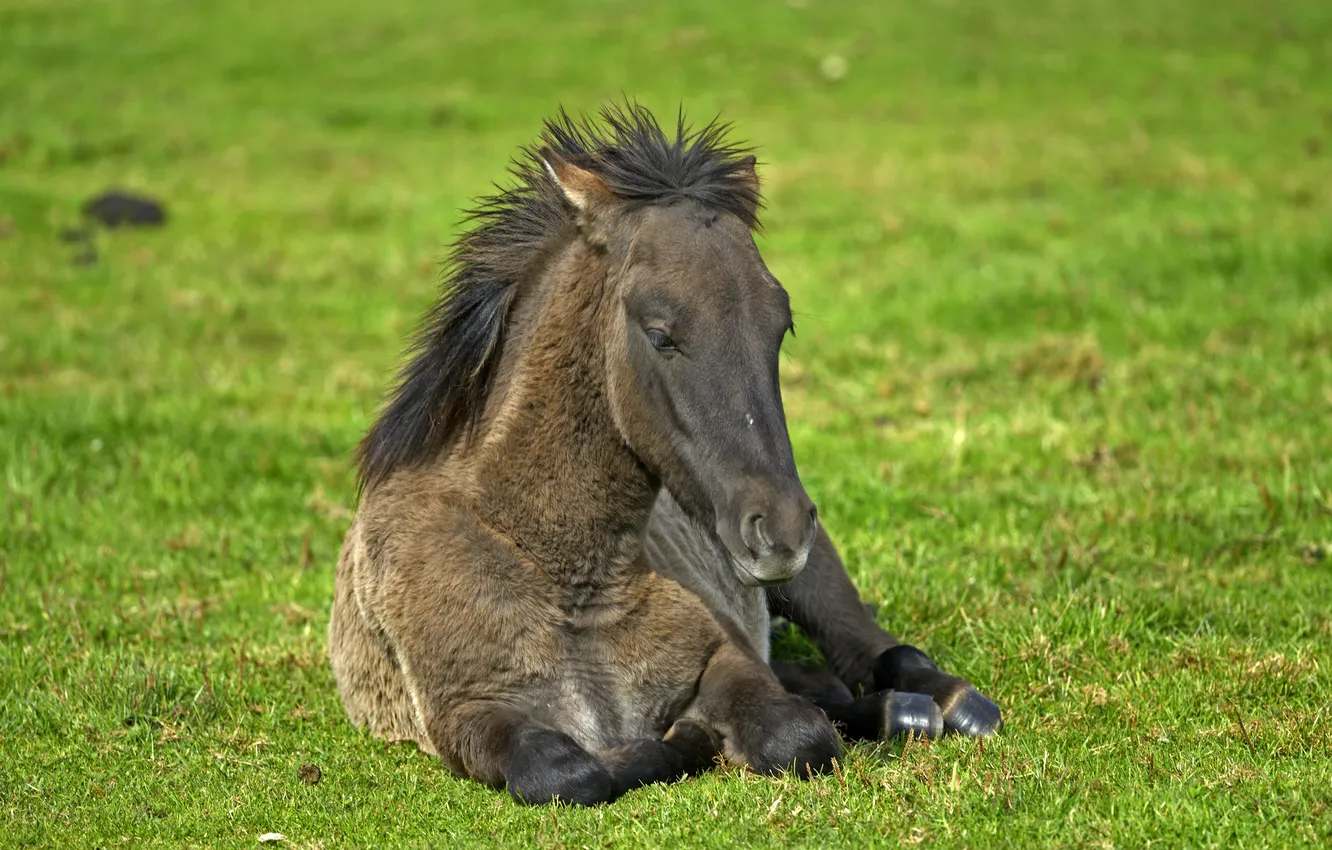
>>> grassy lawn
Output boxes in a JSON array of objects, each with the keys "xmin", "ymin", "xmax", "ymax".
[{"xmin": 2, "ymin": 0, "xmax": 1330, "ymax": 845}]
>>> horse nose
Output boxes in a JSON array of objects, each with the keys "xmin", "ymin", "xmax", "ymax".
[{"xmin": 738, "ymin": 498, "xmax": 818, "ymax": 579}]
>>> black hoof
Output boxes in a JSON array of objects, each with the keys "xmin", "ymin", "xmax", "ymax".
[
  {"xmin": 873, "ymin": 644, "xmax": 1003, "ymax": 738},
  {"xmin": 505, "ymin": 727, "xmax": 618, "ymax": 806},
  {"xmin": 941, "ymin": 687, "xmax": 1003, "ymax": 737},
  {"xmin": 749, "ymin": 700, "xmax": 841, "ymax": 778},
  {"xmin": 663, "ymin": 720, "xmax": 721, "ymax": 775},
  {"xmin": 882, "ymin": 691, "xmax": 944, "ymax": 740}
]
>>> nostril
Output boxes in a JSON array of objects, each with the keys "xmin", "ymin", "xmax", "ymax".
[
  {"xmin": 754, "ymin": 516, "xmax": 772, "ymax": 549},
  {"xmin": 742, "ymin": 513, "xmax": 771, "ymax": 558}
]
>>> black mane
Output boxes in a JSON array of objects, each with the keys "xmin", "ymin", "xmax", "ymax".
[{"xmin": 356, "ymin": 102, "xmax": 762, "ymax": 489}]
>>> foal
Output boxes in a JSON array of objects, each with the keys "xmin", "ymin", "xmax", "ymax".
[{"xmin": 330, "ymin": 106, "xmax": 840, "ymax": 805}]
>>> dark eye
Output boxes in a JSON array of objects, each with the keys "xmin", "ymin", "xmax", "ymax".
[{"xmin": 646, "ymin": 328, "xmax": 677, "ymax": 352}]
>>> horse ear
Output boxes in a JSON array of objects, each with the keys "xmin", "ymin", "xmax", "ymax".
[
  {"xmin": 735, "ymin": 155, "xmax": 760, "ymax": 195},
  {"xmin": 541, "ymin": 148, "xmax": 612, "ymax": 213}
]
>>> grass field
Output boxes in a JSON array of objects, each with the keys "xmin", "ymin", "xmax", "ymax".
[{"xmin": 3, "ymin": 0, "xmax": 1331, "ymax": 846}]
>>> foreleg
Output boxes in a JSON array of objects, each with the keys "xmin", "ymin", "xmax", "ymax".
[
  {"xmin": 439, "ymin": 702, "xmax": 720, "ymax": 806},
  {"xmin": 688, "ymin": 640, "xmax": 841, "ymax": 777},
  {"xmin": 766, "ymin": 526, "xmax": 1003, "ymax": 736},
  {"xmin": 770, "ymin": 660, "xmax": 942, "ymax": 741}
]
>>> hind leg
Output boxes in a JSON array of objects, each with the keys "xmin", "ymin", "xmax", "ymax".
[
  {"xmin": 770, "ymin": 660, "xmax": 943, "ymax": 742},
  {"xmin": 767, "ymin": 527, "xmax": 1003, "ymax": 737},
  {"xmin": 328, "ymin": 541, "xmax": 428, "ymax": 752}
]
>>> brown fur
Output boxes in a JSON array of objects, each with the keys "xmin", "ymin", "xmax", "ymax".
[{"xmin": 330, "ymin": 105, "xmax": 837, "ymax": 804}]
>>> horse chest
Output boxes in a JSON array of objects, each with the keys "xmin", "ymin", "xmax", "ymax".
[{"xmin": 533, "ymin": 638, "xmax": 688, "ymax": 752}]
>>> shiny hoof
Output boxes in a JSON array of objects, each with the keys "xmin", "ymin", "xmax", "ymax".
[
  {"xmin": 883, "ymin": 691, "xmax": 945, "ymax": 740},
  {"xmin": 873, "ymin": 644, "xmax": 1004, "ymax": 739},
  {"xmin": 941, "ymin": 687, "xmax": 1003, "ymax": 738}
]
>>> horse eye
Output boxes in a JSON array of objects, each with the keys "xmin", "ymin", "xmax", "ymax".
[{"xmin": 646, "ymin": 329, "xmax": 677, "ymax": 352}]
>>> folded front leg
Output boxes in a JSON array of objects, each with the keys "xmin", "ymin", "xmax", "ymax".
[
  {"xmin": 770, "ymin": 660, "xmax": 943, "ymax": 742},
  {"xmin": 689, "ymin": 640, "xmax": 841, "ymax": 777},
  {"xmin": 767, "ymin": 525, "xmax": 1003, "ymax": 737},
  {"xmin": 594, "ymin": 721, "xmax": 722, "ymax": 789},
  {"xmin": 765, "ymin": 528, "xmax": 895, "ymax": 691},
  {"xmin": 444, "ymin": 702, "xmax": 722, "ymax": 806}
]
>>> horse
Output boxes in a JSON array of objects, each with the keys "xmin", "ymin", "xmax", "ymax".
[{"xmin": 330, "ymin": 104, "xmax": 848, "ymax": 806}]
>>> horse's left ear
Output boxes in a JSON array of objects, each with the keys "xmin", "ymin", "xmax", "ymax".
[
  {"xmin": 735, "ymin": 155, "xmax": 760, "ymax": 195},
  {"xmin": 541, "ymin": 148, "xmax": 612, "ymax": 214}
]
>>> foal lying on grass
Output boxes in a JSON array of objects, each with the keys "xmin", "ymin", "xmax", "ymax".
[
  {"xmin": 331, "ymin": 104, "xmax": 840, "ymax": 805},
  {"xmin": 330, "ymin": 103, "xmax": 999, "ymax": 806}
]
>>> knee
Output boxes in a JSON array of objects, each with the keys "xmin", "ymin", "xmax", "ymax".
[{"xmin": 504, "ymin": 726, "xmax": 618, "ymax": 806}]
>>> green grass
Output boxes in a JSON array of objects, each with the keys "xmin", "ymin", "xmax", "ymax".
[{"xmin": 3, "ymin": 0, "xmax": 1330, "ymax": 845}]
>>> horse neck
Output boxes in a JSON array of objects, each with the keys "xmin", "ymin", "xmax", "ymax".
[{"xmin": 468, "ymin": 240, "xmax": 657, "ymax": 589}]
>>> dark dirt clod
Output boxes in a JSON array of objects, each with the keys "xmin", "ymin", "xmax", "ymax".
[
  {"xmin": 297, "ymin": 763, "xmax": 322, "ymax": 786},
  {"xmin": 82, "ymin": 190, "xmax": 168, "ymax": 228},
  {"xmin": 122, "ymin": 714, "xmax": 162, "ymax": 729}
]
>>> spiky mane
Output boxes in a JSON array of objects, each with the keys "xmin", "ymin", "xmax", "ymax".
[{"xmin": 356, "ymin": 102, "xmax": 762, "ymax": 489}]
